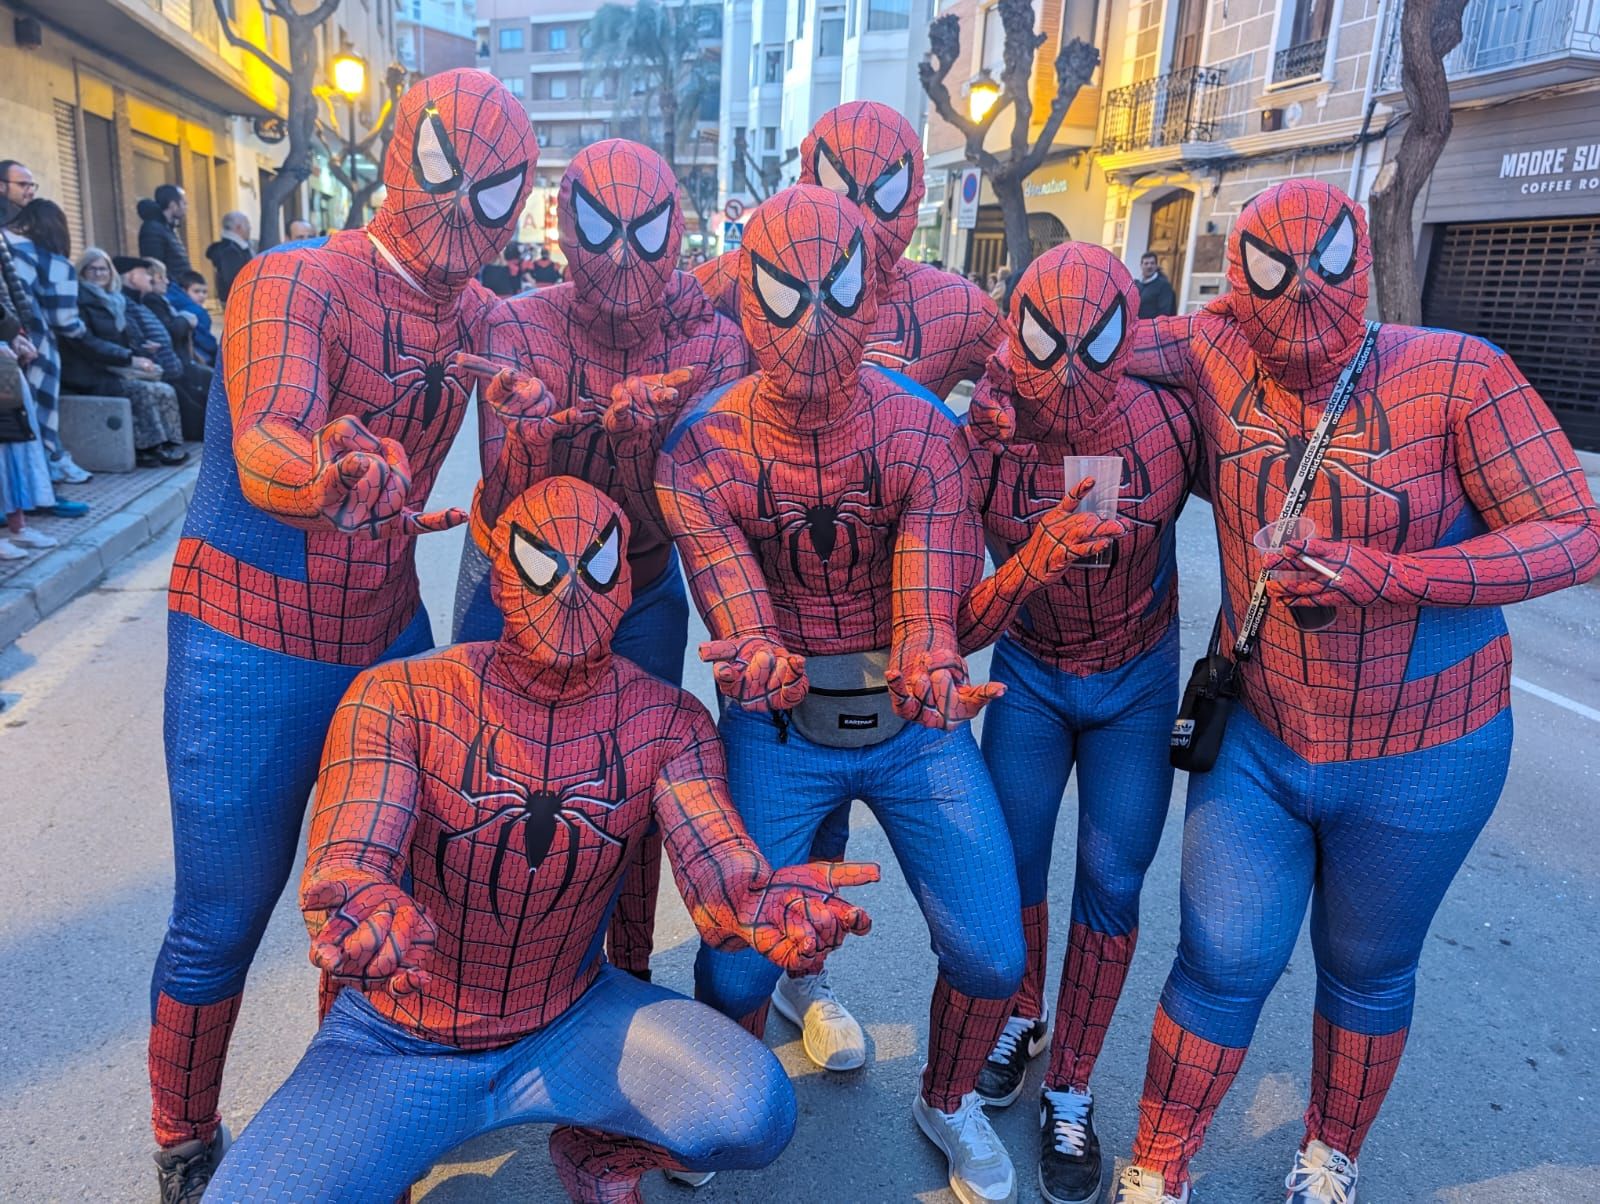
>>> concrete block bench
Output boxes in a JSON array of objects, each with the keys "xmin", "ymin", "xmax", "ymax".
[{"xmin": 59, "ymin": 393, "xmax": 136, "ymax": 473}]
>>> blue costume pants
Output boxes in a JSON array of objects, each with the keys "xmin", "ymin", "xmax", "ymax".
[
  {"xmin": 982, "ymin": 625, "xmax": 1179, "ymax": 927},
  {"xmin": 1164, "ymin": 706, "xmax": 1512, "ymax": 1046},
  {"xmin": 695, "ymin": 705, "xmax": 1025, "ymax": 1020},
  {"xmin": 208, "ymin": 966, "xmax": 796, "ymax": 1202},
  {"xmin": 153, "ymin": 607, "xmax": 433, "ymax": 1011},
  {"xmin": 454, "ymin": 542, "xmax": 690, "ymax": 686}
]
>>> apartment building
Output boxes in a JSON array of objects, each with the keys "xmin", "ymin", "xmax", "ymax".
[
  {"xmin": 479, "ymin": 0, "xmax": 722, "ymax": 255},
  {"xmin": 398, "ymin": 0, "xmax": 479, "ymax": 74},
  {"xmin": 1380, "ymin": 0, "xmax": 1600, "ymax": 451},
  {"xmin": 920, "ymin": 0, "xmax": 1107, "ymax": 279},
  {"xmin": 1088, "ymin": 0, "xmax": 1386, "ymax": 308},
  {"xmin": 716, "ymin": 0, "xmax": 936, "ymax": 248},
  {"xmin": 3, "ymin": 0, "xmax": 393, "ymax": 264}
]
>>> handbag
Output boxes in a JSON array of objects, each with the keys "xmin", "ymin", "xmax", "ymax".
[
  {"xmin": 1170, "ymin": 321, "xmax": 1380, "ymax": 772},
  {"xmin": 0, "ymin": 355, "xmax": 34, "ymax": 443},
  {"xmin": 785, "ymin": 648, "xmax": 907, "ymax": 749}
]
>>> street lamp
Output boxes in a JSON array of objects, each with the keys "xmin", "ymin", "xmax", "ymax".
[
  {"xmin": 968, "ymin": 71, "xmax": 999, "ymax": 122},
  {"xmin": 331, "ymin": 52, "xmax": 368, "ymax": 100}
]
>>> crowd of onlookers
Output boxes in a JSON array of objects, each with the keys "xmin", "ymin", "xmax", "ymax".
[{"xmin": 0, "ymin": 162, "xmax": 233, "ymax": 561}]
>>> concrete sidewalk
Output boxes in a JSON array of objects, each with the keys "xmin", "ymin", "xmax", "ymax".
[{"xmin": 0, "ymin": 451, "xmax": 199, "ymax": 649}]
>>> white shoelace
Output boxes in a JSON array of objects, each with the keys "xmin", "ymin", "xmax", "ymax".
[
  {"xmin": 1285, "ymin": 1145, "xmax": 1356, "ymax": 1204},
  {"xmin": 1042, "ymin": 1087, "xmax": 1091, "ymax": 1155},
  {"xmin": 947, "ymin": 1092, "xmax": 1002, "ymax": 1162},
  {"xmin": 796, "ymin": 969, "xmax": 850, "ymax": 1024},
  {"xmin": 987, "ymin": 1014, "xmax": 1035, "ymax": 1064}
]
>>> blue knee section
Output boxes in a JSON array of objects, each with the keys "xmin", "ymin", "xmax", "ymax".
[
  {"xmin": 155, "ymin": 607, "xmax": 433, "ymax": 1011},
  {"xmin": 694, "ymin": 942, "xmax": 785, "ymax": 1024},
  {"xmin": 1313, "ymin": 965, "xmax": 1418, "ymax": 1036}
]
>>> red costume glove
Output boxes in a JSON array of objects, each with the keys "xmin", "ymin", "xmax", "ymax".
[
  {"xmin": 301, "ymin": 868, "xmax": 437, "ymax": 996},
  {"xmin": 885, "ymin": 644, "xmax": 1004, "ymax": 729},
  {"xmin": 604, "ymin": 368, "xmax": 697, "ymax": 452},
  {"xmin": 695, "ymin": 859, "xmax": 878, "ymax": 975},
  {"xmin": 699, "ymin": 636, "xmax": 810, "ymax": 711},
  {"xmin": 305, "ymin": 416, "xmax": 466, "ymax": 537},
  {"xmin": 1013, "ymin": 477, "xmax": 1127, "ymax": 585},
  {"xmin": 1266, "ymin": 537, "xmax": 1425, "ymax": 607},
  {"xmin": 966, "ymin": 354, "xmax": 1018, "ymax": 454}
]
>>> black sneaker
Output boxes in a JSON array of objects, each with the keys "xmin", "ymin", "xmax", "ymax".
[
  {"xmin": 1038, "ymin": 1087, "xmax": 1101, "ymax": 1203},
  {"xmin": 976, "ymin": 1010, "xmax": 1048, "ymax": 1107},
  {"xmin": 154, "ymin": 1122, "xmax": 231, "ymax": 1203}
]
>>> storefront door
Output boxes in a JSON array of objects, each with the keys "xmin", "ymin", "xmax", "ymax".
[{"xmin": 1146, "ymin": 190, "xmax": 1193, "ymax": 301}]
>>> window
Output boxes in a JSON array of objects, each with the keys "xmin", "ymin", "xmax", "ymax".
[
  {"xmin": 550, "ymin": 75, "xmax": 569, "ymax": 99},
  {"xmin": 765, "ymin": 48, "xmax": 783, "ymax": 81},
  {"xmin": 503, "ymin": 75, "xmax": 526, "ymax": 96},
  {"xmin": 751, "ymin": 50, "xmax": 761, "ymax": 85},
  {"xmin": 549, "ymin": 26, "xmax": 568, "ymax": 50},
  {"xmin": 580, "ymin": 122, "xmax": 607, "ymax": 143},
  {"xmin": 798, "ymin": 0, "xmax": 808, "ymax": 30},
  {"xmin": 785, "ymin": 39, "xmax": 794, "ymax": 68},
  {"xmin": 536, "ymin": 124, "xmax": 553, "ymax": 146},
  {"xmin": 763, "ymin": 126, "xmax": 778, "ymax": 150},
  {"xmin": 847, "ymin": 0, "xmax": 857, "ymax": 34},
  {"xmin": 865, "ymin": 0, "xmax": 910, "ymax": 30},
  {"xmin": 818, "ymin": 16, "xmax": 845, "ymax": 53},
  {"xmin": 411, "ymin": 0, "xmax": 421, "ymax": 18},
  {"xmin": 498, "ymin": 25, "xmax": 524, "ymax": 50},
  {"xmin": 1273, "ymin": 0, "xmax": 1333, "ymax": 80}
]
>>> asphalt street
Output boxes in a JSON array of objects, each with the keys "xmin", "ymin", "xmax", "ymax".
[{"xmin": 0, "ymin": 409, "xmax": 1596, "ymax": 1203}]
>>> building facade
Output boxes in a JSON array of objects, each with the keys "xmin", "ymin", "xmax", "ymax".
[
  {"xmin": 1380, "ymin": 0, "xmax": 1600, "ymax": 451},
  {"xmin": 3, "ymin": 0, "xmax": 395, "ymax": 272},
  {"xmin": 398, "ymin": 0, "xmax": 479, "ymax": 75}
]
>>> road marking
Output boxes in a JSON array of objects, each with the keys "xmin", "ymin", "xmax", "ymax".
[{"xmin": 1512, "ymin": 676, "xmax": 1600, "ymax": 725}]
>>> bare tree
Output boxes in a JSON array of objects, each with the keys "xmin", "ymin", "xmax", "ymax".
[
  {"xmin": 320, "ymin": 63, "xmax": 409, "ymax": 230},
  {"xmin": 1367, "ymin": 0, "xmax": 1467, "ymax": 323},
  {"xmin": 212, "ymin": 0, "xmax": 343, "ymax": 248},
  {"xmin": 919, "ymin": 0, "xmax": 1099, "ymax": 284},
  {"xmin": 731, "ymin": 126, "xmax": 784, "ymax": 203}
]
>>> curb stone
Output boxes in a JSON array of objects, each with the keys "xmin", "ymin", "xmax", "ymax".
[{"xmin": 0, "ymin": 462, "xmax": 199, "ymax": 649}]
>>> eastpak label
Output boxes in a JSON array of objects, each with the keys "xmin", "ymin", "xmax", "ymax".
[{"xmin": 839, "ymin": 713, "xmax": 879, "ymax": 730}]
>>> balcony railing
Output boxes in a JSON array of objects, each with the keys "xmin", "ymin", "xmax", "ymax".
[
  {"xmin": 1274, "ymin": 36, "xmax": 1328, "ymax": 81},
  {"xmin": 1098, "ymin": 65, "xmax": 1228, "ymax": 155},
  {"xmin": 1380, "ymin": 0, "xmax": 1600, "ymax": 89}
]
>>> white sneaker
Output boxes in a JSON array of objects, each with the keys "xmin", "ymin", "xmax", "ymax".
[
  {"xmin": 50, "ymin": 453, "xmax": 92, "ymax": 484},
  {"xmin": 771, "ymin": 967, "xmax": 866, "ymax": 1071},
  {"xmin": 9, "ymin": 528, "xmax": 58, "ymax": 549},
  {"xmin": 0, "ymin": 539, "xmax": 25, "ymax": 561},
  {"xmin": 913, "ymin": 1089, "xmax": 1017, "ymax": 1204},
  {"xmin": 1107, "ymin": 1160, "xmax": 1189, "ymax": 1204},
  {"xmin": 1285, "ymin": 1140, "xmax": 1357, "ymax": 1204},
  {"xmin": 664, "ymin": 1168, "xmax": 716, "ymax": 1188}
]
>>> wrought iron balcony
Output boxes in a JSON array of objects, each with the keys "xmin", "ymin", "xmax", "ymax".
[
  {"xmin": 1274, "ymin": 36, "xmax": 1328, "ymax": 81},
  {"xmin": 1098, "ymin": 65, "xmax": 1228, "ymax": 155},
  {"xmin": 1379, "ymin": 0, "xmax": 1600, "ymax": 92}
]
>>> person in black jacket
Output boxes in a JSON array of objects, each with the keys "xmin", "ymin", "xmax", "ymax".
[
  {"xmin": 134, "ymin": 259, "xmax": 211, "ymax": 441},
  {"xmin": 60, "ymin": 248, "xmax": 186, "ymax": 465},
  {"xmin": 138, "ymin": 185, "xmax": 192, "ymax": 277},
  {"xmin": 204, "ymin": 211, "xmax": 252, "ymax": 305},
  {"xmin": 1135, "ymin": 252, "xmax": 1178, "ymax": 318}
]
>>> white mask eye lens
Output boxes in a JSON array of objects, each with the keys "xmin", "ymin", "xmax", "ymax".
[
  {"xmin": 512, "ymin": 532, "xmax": 562, "ymax": 593},
  {"xmin": 629, "ymin": 201, "xmax": 673, "ymax": 259},
  {"xmin": 1080, "ymin": 300, "xmax": 1126, "ymax": 370},
  {"xmin": 471, "ymin": 166, "xmax": 525, "ymax": 225},
  {"xmin": 753, "ymin": 258, "xmax": 806, "ymax": 324},
  {"xmin": 581, "ymin": 522, "xmax": 622, "ymax": 591},
  {"xmin": 870, "ymin": 161, "xmax": 911, "ymax": 217},
  {"xmin": 1017, "ymin": 298, "xmax": 1066, "ymax": 369},
  {"xmin": 415, "ymin": 115, "xmax": 458, "ymax": 190},
  {"xmin": 824, "ymin": 239, "xmax": 865, "ymax": 314},
  {"xmin": 814, "ymin": 145, "xmax": 855, "ymax": 199},
  {"xmin": 574, "ymin": 187, "xmax": 619, "ymax": 251},
  {"xmin": 1243, "ymin": 237, "xmax": 1292, "ymax": 297},
  {"xmin": 1315, "ymin": 211, "xmax": 1357, "ymax": 281}
]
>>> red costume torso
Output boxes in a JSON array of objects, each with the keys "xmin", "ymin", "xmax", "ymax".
[{"xmin": 171, "ymin": 232, "xmax": 494, "ymax": 663}]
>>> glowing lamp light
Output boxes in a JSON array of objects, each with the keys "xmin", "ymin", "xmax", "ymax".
[
  {"xmin": 968, "ymin": 73, "xmax": 1000, "ymax": 122},
  {"xmin": 332, "ymin": 53, "xmax": 368, "ymax": 100}
]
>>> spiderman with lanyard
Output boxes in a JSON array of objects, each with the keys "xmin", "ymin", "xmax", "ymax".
[
  {"xmin": 452, "ymin": 139, "xmax": 751, "ymax": 985},
  {"xmin": 695, "ymin": 100, "xmax": 1013, "ymax": 1071},
  {"xmin": 1103, "ymin": 179, "xmax": 1600, "ymax": 1204},
  {"xmin": 150, "ymin": 70, "xmax": 536, "ymax": 1202},
  {"xmin": 206, "ymin": 476, "xmax": 877, "ymax": 1202}
]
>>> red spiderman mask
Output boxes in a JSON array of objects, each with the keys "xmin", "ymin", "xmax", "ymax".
[
  {"xmin": 740, "ymin": 185, "xmax": 876, "ymax": 411},
  {"xmin": 488, "ymin": 478, "xmax": 633, "ymax": 693},
  {"xmin": 559, "ymin": 139, "xmax": 684, "ymax": 345},
  {"xmin": 1008, "ymin": 242, "xmax": 1139, "ymax": 443},
  {"xmin": 800, "ymin": 101, "xmax": 925, "ymax": 292},
  {"xmin": 366, "ymin": 69, "xmax": 535, "ymax": 298},
  {"xmin": 1227, "ymin": 179, "xmax": 1371, "ymax": 390}
]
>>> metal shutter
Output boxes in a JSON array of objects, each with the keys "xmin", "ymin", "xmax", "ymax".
[
  {"xmin": 1422, "ymin": 217, "xmax": 1600, "ymax": 452},
  {"xmin": 53, "ymin": 99, "xmax": 87, "ymax": 256}
]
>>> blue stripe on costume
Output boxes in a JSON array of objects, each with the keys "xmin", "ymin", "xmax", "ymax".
[
  {"xmin": 661, "ymin": 381, "xmax": 739, "ymax": 455},
  {"xmin": 866, "ymin": 364, "xmax": 960, "ymax": 423},
  {"xmin": 1403, "ymin": 505, "xmax": 1508, "ymax": 683}
]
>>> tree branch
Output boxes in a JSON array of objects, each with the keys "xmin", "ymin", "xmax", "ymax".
[
  {"xmin": 212, "ymin": 0, "xmax": 292, "ymax": 82},
  {"xmin": 1017, "ymin": 38, "xmax": 1099, "ymax": 176}
]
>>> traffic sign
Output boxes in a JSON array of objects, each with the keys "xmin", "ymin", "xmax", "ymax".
[
  {"xmin": 956, "ymin": 168, "xmax": 982, "ymax": 230},
  {"xmin": 722, "ymin": 220, "xmax": 744, "ymax": 248},
  {"xmin": 724, "ymin": 198, "xmax": 745, "ymax": 221}
]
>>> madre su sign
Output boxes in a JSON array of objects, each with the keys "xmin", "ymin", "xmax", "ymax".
[{"xmin": 1499, "ymin": 142, "xmax": 1600, "ymax": 195}]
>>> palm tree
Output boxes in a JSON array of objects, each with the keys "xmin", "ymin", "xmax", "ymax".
[{"xmin": 582, "ymin": 0, "xmax": 721, "ymax": 230}]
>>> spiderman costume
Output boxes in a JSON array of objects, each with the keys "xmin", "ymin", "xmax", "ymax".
[
  {"xmin": 207, "ymin": 477, "xmax": 877, "ymax": 1202},
  {"xmin": 694, "ymin": 101, "xmax": 1006, "ymax": 401},
  {"xmin": 452, "ymin": 139, "xmax": 751, "ymax": 979},
  {"xmin": 657, "ymin": 185, "xmax": 1025, "ymax": 1199},
  {"xmin": 150, "ymin": 70, "xmax": 535, "ymax": 1192},
  {"xmin": 930, "ymin": 243, "xmax": 1197, "ymax": 1202},
  {"xmin": 1106, "ymin": 180, "xmax": 1600, "ymax": 1201}
]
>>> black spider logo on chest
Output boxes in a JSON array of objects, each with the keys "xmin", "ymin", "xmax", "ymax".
[
  {"xmin": 437, "ymin": 723, "xmax": 627, "ymax": 925},
  {"xmin": 756, "ymin": 444, "xmax": 885, "ymax": 585},
  {"xmin": 365, "ymin": 310, "xmax": 457, "ymax": 433}
]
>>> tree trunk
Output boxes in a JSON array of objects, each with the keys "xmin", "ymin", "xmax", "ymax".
[
  {"xmin": 993, "ymin": 170, "xmax": 1033, "ymax": 298},
  {"xmin": 1368, "ymin": 0, "xmax": 1466, "ymax": 323}
]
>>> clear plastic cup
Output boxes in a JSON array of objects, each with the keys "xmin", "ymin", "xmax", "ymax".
[
  {"xmin": 1063, "ymin": 454, "xmax": 1123, "ymax": 569},
  {"xmin": 1253, "ymin": 515, "xmax": 1319, "ymax": 584}
]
